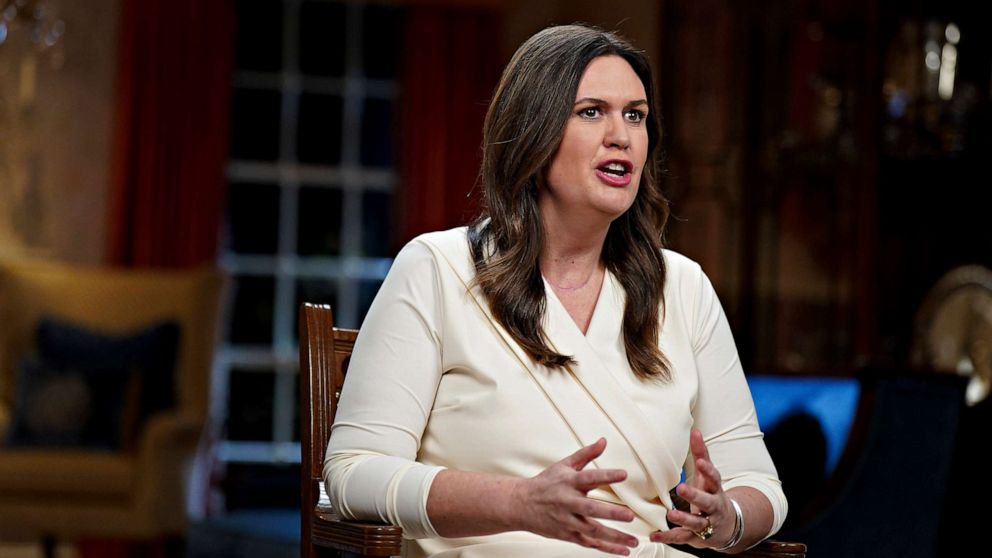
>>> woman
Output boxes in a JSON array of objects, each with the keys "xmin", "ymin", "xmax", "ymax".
[{"xmin": 325, "ymin": 24, "xmax": 787, "ymax": 557}]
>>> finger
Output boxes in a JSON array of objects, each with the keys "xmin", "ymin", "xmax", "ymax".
[
  {"xmin": 694, "ymin": 456, "xmax": 723, "ymax": 493},
  {"xmin": 676, "ymin": 483, "xmax": 720, "ymax": 516},
  {"xmin": 574, "ymin": 468, "xmax": 627, "ymax": 491},
  {"xmin": 688, "ymin": 430, "xmax": 711, "ymax": 492},
  {"xmin": 689, "ymin": 429, "xmax": 711, "ymax": 465},
  {"xmin": 686, "ymin": 431, "xmax": 711, "ymax": 513},
  {"xmin": 575, "ymin": 532, "xmax": 631, "ymax": 556},
  {"xmin": 575, "ymin": 516, "xmax": 639, "ymax": 553},
  {"xmin": 562, "ymin": 437, "xmax": 607, "ymax": 470},
  {"xmin": 650, "ymin": 527, "xmax": 703, "ymax": 547},
  {"xmin": 666, "ymin": 508, "xmax": 711, "ymax": 534},
  {"xmin": 569, "ymin": 496, "xmax": 635, "ymax": 523}
]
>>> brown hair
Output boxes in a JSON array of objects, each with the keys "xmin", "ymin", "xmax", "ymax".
[{"xmin": 469, "ymin": 24, "xmax": 672, "ymax": 381}]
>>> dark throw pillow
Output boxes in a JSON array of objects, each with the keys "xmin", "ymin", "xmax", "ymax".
[
  {"xmin": 6, "ymin": 357, "xmax": 133, "ymax": 449},
  {"xmin": 4, "ymin": 318, "xmax": 181, "ymax": 450}
]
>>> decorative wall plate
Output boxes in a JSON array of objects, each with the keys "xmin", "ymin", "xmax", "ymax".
[{"xmin": 913, "ymin": 265, "xmax": 992, "ymax": 405}]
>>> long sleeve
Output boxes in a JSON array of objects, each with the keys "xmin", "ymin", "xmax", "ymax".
[
  {"xmin": 324, "ymin": 231, "xmax": 789, "ymax": 554},
  {"xmin": 323, "ymin": 239, "xmax": 447, "ymax": 539},
  {"xmin": 683, "ymin": 266, "xmax": 788, "ymax": 538}
]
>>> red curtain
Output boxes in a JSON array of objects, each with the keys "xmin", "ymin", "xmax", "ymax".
[
  {"xmin": 106, "ymin": 0, "xmax": 235, "ymax": 268},
  {"xmin": 396, "ymin": 6, "xmax": 503, "ymax": 248}
]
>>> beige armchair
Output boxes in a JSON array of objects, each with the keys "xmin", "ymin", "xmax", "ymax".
[{"xmin": 0, "ymin": 258, "xmax": 223, "ymax": 548}]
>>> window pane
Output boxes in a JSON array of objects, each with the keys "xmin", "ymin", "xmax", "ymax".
[
  {"xmin": 297, "ymin": 186, "xmax": 343, "ymax": 255},
  {"xmin": 361, "ymin": 191, "xmax": 392, "ymax": 257},
  {"xmin": 299, "ymin": 1, "xmax": 346, "ymax": 77},
  {"xmin": 230, "ymin": 275, "xmax": 275, "ymax": 345},
  {"xmin": 295, "ymin": 276, "xmax": 338, "ymax": 346},
  {"xmin": 362, "ymin": 4, "xmax": 403, "ymax": 79},
  {"xmin": 227, "ymin": 183, "xmax": 280, "ymax": 254},
  {"xmin": 224, "ymin": 463, "xmax": 301, "ymax": 509},
  {"xmin": 297, "ymin": 93, "xmax": 343, "ymax": 165},
  {"xmin": 230, "ymin": 88, "xmax": 282, "ymax": 161},
  {"xmin": 220, "ymin": 0, "xmax": 404, "ymax": 466},
  {"xmin": 358, "ymin": 279, "xmax": 384, "ymax": 326},
  {"xmin": 235, "ymin": 0, "xmax": 283, "ymax": 72},
  {"xmin": 227, "ymin": 369, "xmax": 275, "ymax": 441},
  {"xmin": 292, "ymin": 373, "xmax": 301, "ymax": 442},
  {"xmin": 360, "ymin": 97, "xmax": 394, "ymax": 168}
]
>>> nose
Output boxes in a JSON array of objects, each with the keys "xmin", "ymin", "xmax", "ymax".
[{"xmin": 604, "ymin": 111, "xmax": 630, "ymax": 150}]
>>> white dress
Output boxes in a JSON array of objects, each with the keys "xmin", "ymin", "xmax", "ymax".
[{"xmin": 324, "ymin": 227, "xmax": 787, "ymax": 557}]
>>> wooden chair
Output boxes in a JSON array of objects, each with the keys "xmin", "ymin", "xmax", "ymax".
[
  {"xmin": 300, "ymin": 303, "xmax": 403, "ymax": 558},
  {"xmin": 299, "ymin": 303, "xmax": 806, "ymax": 558}
]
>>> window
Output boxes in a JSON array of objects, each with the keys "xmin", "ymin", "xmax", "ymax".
[{"xmin": 217, "ymin": 0, "xmax": 403, "ymax": 466}]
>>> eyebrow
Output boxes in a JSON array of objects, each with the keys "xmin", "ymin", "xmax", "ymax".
[{"xmin": 573, "ymin": 97, "xmax": 649, "ymax": 109}]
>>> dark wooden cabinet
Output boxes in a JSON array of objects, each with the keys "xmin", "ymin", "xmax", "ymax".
[{"xmin": 660, "ymin": 0, "xmax": 992, "ymax": 374}]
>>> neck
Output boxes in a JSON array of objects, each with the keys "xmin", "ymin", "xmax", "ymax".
[{"xmin": 539, "ymin": 209, "xmax": 609, "ymax": 289}]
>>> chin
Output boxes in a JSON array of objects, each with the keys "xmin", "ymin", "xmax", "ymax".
[{"xmin": 596, "ymin": 191, "xmax": 638, "ymax": 218}]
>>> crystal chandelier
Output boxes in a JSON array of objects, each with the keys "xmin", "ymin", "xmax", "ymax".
[{"xmin": 0, "ymin": 0, "xmax": 65, "ymax": 56}]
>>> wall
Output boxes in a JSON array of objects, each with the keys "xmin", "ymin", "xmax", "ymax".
[
  {"xmin": 0, "ymin": 0, "xmax": 661, "ymax": 265},
  {"xmin": 0, "ymin": 0, "xmax": 119, "ymax": 264}
]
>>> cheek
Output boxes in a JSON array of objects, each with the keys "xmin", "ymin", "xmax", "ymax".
[
  {"xmin": 547, "ymin": 133, "xmax": 583, "ymax": 178},
  {"xmin": 559, "ymin": 122, "xmax": 602, "ymax": 156},
  {"xmin": 634, "ymin": 131, "xmax": 650, "ymax": 163},
  {"xmin": 545, "ymin": 158, "xmax": 573, "ymax": 189},
  {"xmin": 630, "ymin": 168, "xmax": 646, "ymax": 198}
]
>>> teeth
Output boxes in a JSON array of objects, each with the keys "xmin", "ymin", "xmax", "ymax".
[{"xmin": 599, "ymin": 163, "xmax": 627, "ymax": 176}]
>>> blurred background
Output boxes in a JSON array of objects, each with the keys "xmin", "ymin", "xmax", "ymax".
[{"xmin": 1, "ymin": 0, "xmax": 990, "ymax": 556}]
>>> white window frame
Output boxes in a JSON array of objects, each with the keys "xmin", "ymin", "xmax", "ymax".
[{"xmin": 215, "ymin": 0, "xmax": 398, "ymax": 464}]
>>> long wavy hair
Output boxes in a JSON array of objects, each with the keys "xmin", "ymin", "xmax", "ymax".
[{"xmin": 469, "ymin": 24, "xmax": 672, "ymax": 381}]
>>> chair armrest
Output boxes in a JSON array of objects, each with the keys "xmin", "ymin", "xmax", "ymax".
[
  {"xmin": 672, "ymin": 540, "xmax": 807, "ymax": 557},
  {"xmin": 133, "ymin": 411, "xmax": 204, "ymax": 533},
  {"xmin": 136, "ymin": 411, "xmax": 202, "ymax": 464},
  {"xmin": 306, "ymin": 505, "xmax": 806, "ymax": 558},
  {"xmin": 307, "ymin": 494, "xmax": 805, "ymax": 558},
  {"xmin": 0, "ymin": 402, "xmax": 9, "ymax": 441},
  {"xmin": 739, "ymin": 541, "xmax": 807, "ymax": 557},
  {"xmin": 311, "ymin": 503, "xmax": 404, "ymax": 557}
]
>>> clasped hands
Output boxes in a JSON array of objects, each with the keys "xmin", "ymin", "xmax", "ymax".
[{"xmin": 513, "ymin": 429, "xmax": 735, "ymax": 556}]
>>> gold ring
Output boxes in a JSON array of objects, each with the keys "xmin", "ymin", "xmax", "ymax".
[{"xmin": 694, "ymin": 516, "xmax": 714, "ymax": 541}]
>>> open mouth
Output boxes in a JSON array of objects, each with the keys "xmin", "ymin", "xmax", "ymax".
[{"xmin": 597, "ymin": 161, "xmax": 632, "ymax": 177}]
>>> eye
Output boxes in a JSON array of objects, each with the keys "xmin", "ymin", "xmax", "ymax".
[
  {"xmin": 624, "ymin": 109, "xmax": 646, "ymax": 123},
  {"xmin": 578, "ymin": 107, "xmax": 601, "ymax": 119}
]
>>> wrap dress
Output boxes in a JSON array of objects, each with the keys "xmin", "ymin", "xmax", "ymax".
[{"xmin": 324, "ymin": 227, "xmax": 787, "ymax": 557}]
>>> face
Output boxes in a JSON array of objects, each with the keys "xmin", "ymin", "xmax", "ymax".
[{"xmin": 541, "ymin": 55, "xmax": 649, "ymax": 227}]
